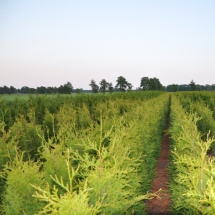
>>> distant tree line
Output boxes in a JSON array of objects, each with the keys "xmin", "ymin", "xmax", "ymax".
[
  {"xmin": 0, "ymin": 77, "xmax": 214, "ymax": 95},
  {"xmin": 0, "ymin": 76, "xmax": 164, "ymax": 95},
  {"xmin": 166, "ymin": 80, "xmax": 215, "ymax": 92},
  {"xmin": 0, "ymin": 82, "xmax": 75, "ymax": 95}
]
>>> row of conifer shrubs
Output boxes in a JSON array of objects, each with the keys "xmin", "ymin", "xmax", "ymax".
[
  {"xmin": 174, "ymin": 92, "xmax": 215, "ymax": 153},
  {"xmin": 169, "ymin": 94, "xmax": 215, "ymax": 214},
  {"xmin": 0, "ymin": 92, "xmax": 168, "ymax": 214}
]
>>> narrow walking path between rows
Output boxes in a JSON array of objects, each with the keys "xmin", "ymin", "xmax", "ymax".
[{"xmin": 145, "ymin": 109, "xmax": 171, "ymax": 215}]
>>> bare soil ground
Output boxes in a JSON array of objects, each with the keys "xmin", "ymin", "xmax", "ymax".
[{"xmin": 145, "ymin": 111, "xmax": 171, "ymax": 215}]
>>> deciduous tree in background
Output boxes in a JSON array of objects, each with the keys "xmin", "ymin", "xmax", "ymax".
[
  {"xmin": 115, "ymin": 76, "xmax": 129, "ymax": 92},
  {"xmin": 140, "ymin": 77, "xmax": 150, "ymax": 90},
  {"xmin": 150, "ymin": 78, "xmax": 163, "ymax": 90},
  {"xmin": 89, "ymin": 80, "xmax": 99, "ymax": 93},
  {"xmin": 140, "ymin": 77, "xmax": 163, "ymax": 90},
  {"xmin": 58, "ymin": 82, "xmax": 73, "ymax": 94},
  {"xmin": 99, "ymin": 79, "xmax": 109, "ymax": 93}
]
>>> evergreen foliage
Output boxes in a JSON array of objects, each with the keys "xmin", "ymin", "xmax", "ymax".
[
  {"xmin": 169, "ymin": 94, "xmax": 215, "ymax": 214},
  {"xmin": 0, "ymin": 91, "xmax": 167, "ymax": 214}
]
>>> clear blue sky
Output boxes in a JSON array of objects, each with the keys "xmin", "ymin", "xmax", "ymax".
[{"xmin": 0, "ymin": 0, "xmax": 215, "ymax": 89}]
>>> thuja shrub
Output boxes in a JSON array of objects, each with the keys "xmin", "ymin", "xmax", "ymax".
[
  {"xmin": 28, "ymin": 96, "xmax": 47, "ymax": 125},
  {"xmin": 0, "ymin": 99, "xmax": 28, "ymax": 131},
  {"xmin": 39, "ymin": 142, "xmax": 71, "ymax": 194},
  {"xmin": 0, "ymin": 119, "xmax": 31, "ymax": 200},
  {"xmin": 188, "ymin": 102, "xmax": 215, "ymax": 152},
  {"xmin": 0, "ymin": 122, "xmax": 18, "ymax": 205},
  {"xmin": 9, "ymin": 115, "xmax": 44, "ymax": 160},
  {"xmin": 82, "ymin": 125, "xmax": 149, "ymax": 214},
  {"xmin": 1, "ymin": 152, "xmax": 45, "ymax": 215},
  {"xmin": 0, "ymin": 122, "xmax": 17, "ymax": 169},
  {"xmin": 34, "ymin": 122, "xmax": 152, "ymax": 214},
  {"xmin": 55, "ymin": 103, "xmax": 92, "ymax": 151},
  {"xmin": 42, "ymin": 109, "xmax": 56, "ymax": 141},
  {"xmin": 32, "ymin": 149, "xmax": 102, "ymax": 214}
]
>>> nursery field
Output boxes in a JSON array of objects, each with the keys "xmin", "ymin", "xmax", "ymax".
[
  {"xmin": 0, "ymin": 91, "xmax": 215, "ymax": 214},
  {"xmin": 0, "ymin": 93, "xmax": 79, "ymax": 101}
]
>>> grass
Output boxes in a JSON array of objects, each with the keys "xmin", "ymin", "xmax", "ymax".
[{"xmin": 0, "ymin": 94, "xmax": 74, "ymax": 101}]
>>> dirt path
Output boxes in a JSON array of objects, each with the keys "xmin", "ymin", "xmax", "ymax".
[{"xmin": 145, "ymin": 110, "xmax": 171, "ymax": 215}]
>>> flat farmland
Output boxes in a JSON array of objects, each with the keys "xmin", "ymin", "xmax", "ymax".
[{"xmin": 0, "ymin": 91, "xmax": 215, "ymax": 214}]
